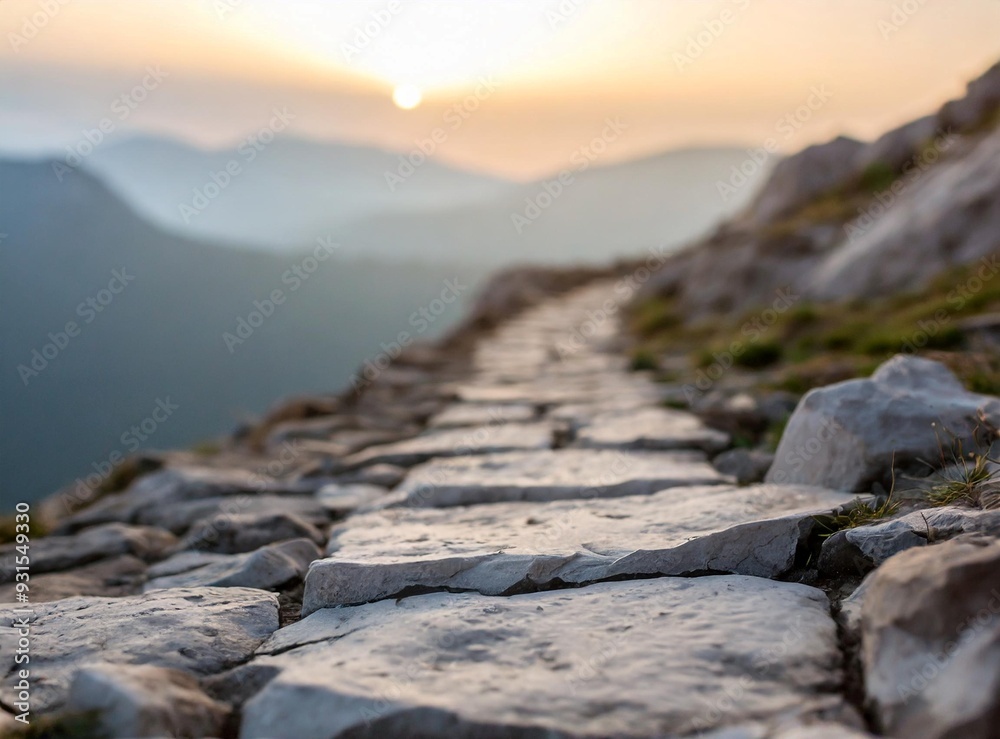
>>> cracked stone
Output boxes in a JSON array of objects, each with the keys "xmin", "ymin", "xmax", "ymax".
[
  {"xmin": 244, "ymin": 577, "xmax": 844, "ymax": 739},
  {"xmin": 302, "ymin": 483, "xmax": 854, "ymax": 611}
]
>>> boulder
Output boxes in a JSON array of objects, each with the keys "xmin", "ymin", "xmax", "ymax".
[
  {"xmin": 67, "ymin": 664, "xmax": 229, "ymax": 738},
  {"xmin": 0, "ymin": 587, "xmax": 278, "ymax": 712},
  {"xmin": 245, "ymin": 577, "xmax": 845, "ymax": 738},
  {"xmin": 391, "ymin": 449, "xmax": 728, "ymax": 508},
  {"xmin": 145, "ymin": 539, "xmax": 320, "ymax": 592},
  {"xmin": 766, "ymin": 356, "xmax": 1000, "ymax": 492},
  {"xmin": 304, "ymin": 483, "xmax": 854, "ymax": 611},
  {"xmin": 862, "ymin": 538, "xmax": 1000, "ymax": 737},
  {"xmin": 572, "ymin": 407, "xmax": 730, "ymax": 452},
  {"xmin": 179, "ymin": 511, "xmax": 324, "ymax": 554}
]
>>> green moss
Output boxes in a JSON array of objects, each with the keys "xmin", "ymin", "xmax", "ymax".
[
  {"xmin": 0, "ymin": 711, "xmax": 104, "ymax": 739},
  {"xmin": 628, "ymin": 347, "xmax": 658, "ymax": 372},
  {"xmin": 858, "ymin": 160, "xmax": 898, "ymax": 193},
  {"xmin": 733, "ymin": 341, "xmax": 783, "ymax": 369}
]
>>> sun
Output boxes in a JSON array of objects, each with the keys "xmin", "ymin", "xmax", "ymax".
[{"xmin": 392, "ymin": 84, "xmax": 423, "ymax": 110}]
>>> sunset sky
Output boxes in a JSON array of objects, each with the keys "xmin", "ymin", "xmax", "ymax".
[{"xmin": 2, "ymin": 0, "xmax": 1000, "ymax": 179}]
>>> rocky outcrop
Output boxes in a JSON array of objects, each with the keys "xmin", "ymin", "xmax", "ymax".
[
  {"xmin": 641, "ymin": 60, "xmax": 1000, "ymax": 319},
  {"xmin": 749, "ymin": 136, "xmax": 866, "ymax": 224},
  {"xmin": 767, "ymin": 356, "xmax": 1000, "ymax": 491}
]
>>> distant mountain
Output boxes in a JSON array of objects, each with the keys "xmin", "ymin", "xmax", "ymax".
[
  {"xmin": 80, "ymin": 135, "xmax": 517, "ymax": 249},
  {"xmin": 330, "ymin": 146, "xmax": 771, "ymax": 266},
  {"xmin": 79, "ymin": 135, "xmax": 768, "ymax": 264},
  {"xmin": 0, "ymin": 160, "xmax": 483, "ymax": 503}
]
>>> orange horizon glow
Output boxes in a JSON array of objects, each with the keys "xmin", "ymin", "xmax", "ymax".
[{"xmin": 2, "ymin": 0, "xmax": 999, "ymax": 180}]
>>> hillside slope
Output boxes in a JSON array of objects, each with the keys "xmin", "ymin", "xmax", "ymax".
[{"xmin": 642, "ymin": 61, "xmax": 1000, "ymax": 320}]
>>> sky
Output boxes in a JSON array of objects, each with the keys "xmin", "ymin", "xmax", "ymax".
[{"xmin": 2, "ymin": 0, "xmax": 1000, "ymax": 180}]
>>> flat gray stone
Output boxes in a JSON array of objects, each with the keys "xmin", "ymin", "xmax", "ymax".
[
  {"xmin": 315, "ymin": 483, "xmax": 387, "ymax": 516},
  {"xmin": 390, "ymin": 449, "xmax": 729, "ymax": 508},
  {"xmin": 0, "ymin": 555, "xmax": 148, "ymax": 604},
  {"xmin": 60, "ymin": 466, "xmax": 324, "ymax": 532},
  {"xmin": 245, "ymin": 577, "xmax": 844, "ymax": 738},
  {"xmin": 341, "ymin": 422, "xmax": 554, "ymax": 469},
  {"xmin": 573, "ymin": 407, "xmax": 729, "ymax": 452},
  {"xmin": 179, "ymin": 511, "xmax": 325, "ymax": 554},
  {"xmin": 141, "ymin": 494, "xmax": 330, "ymax": 535},
  {"xmin": 305, "ymin": 484, "xmax": 855, "ymax": 610},
  {"xmin": 428, "ymin": 403, "xmax": 537, "ymax": 429},
  {"xmin": 145, "ymin": 539, "xmax": 320, "ymax": 592},
  {"xmin": 819, "ymin": 506, "xmax": 1000, "ymax": 576},
  {"xmin": 0, "ymin": 524, "xmax": 175, "ymax": 582},
  {"xmin": 0, "ymin": 587, "xmax": 278, "ymax": 712},
  {"xmin": 67, "ymin": 663, "xmax": 229, "ymax": 739}
]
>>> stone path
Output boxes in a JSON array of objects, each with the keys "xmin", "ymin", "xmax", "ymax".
[{"xmin": 0, "ymin": 282, "xmax": 867, "ymax": 738}]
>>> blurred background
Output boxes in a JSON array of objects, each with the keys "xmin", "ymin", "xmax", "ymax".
[{"xmin": 2, "ymin": 0, "xmax": 999, "ymax": 505}]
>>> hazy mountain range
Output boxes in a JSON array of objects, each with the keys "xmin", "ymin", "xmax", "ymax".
[
  {"xmin": 0, "ymin": 161, "xmax": 481, "ymax": 503},
  {"xmin": 1, "ymin": 134, "xmax": 769, "ymax": 503},
  {"xmin": 81, "ymin": 135, "xmax": 768, "ymax": 261}
]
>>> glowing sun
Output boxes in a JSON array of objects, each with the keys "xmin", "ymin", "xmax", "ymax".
[{"xmin": 392, "ymin": 84, "xmax": 423, "ymax": 110}]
